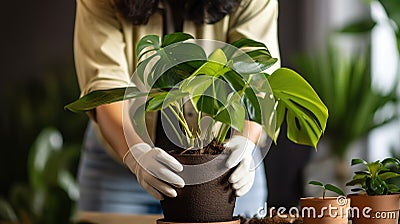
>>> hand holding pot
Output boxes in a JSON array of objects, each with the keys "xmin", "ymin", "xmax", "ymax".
[
  {"xmin": 123, "ymin": 143, "xmax": 185, "ymax": 200},
  {"xmin": 224, "ymin": 135, "xmax": 256, "ymax": 197}
]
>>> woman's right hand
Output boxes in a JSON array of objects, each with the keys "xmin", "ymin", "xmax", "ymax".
[{"xmin": 123, "ymin": 143, "xmax": 185, "ymax": 200}]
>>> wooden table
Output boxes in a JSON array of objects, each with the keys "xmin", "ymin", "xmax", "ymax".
[{"xmin": 75, "ymin": 211, "xmax": 163, "ymax": 224}]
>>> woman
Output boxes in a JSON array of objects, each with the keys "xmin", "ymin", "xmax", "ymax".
[{"xmin": 74, "ymin": 0, "xmax": 280, "ymax": 216}]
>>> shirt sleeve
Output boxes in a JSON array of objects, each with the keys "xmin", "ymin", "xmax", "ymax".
[
  {"xmin": 227, "ymin": 0, "xmax": 281, "ymax": 72},
  {"xmin": 74, "ymin": 0, "xmax": 131, "ymax": 98}
]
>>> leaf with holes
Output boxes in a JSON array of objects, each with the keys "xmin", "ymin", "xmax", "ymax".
[{"xmin": 268, "ymin": 68, "xmax": 328, "ymax": 148}]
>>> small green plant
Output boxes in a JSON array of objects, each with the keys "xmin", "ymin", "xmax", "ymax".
[
  {"xmin": 308, "ymin": 180, "xmax": 345, "ymax": 199},
  {"xmin": 346, "ymin": 158, "xmax": 400, "ymax": 196}
]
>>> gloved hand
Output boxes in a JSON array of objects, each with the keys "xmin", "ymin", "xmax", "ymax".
[
  {"xmin": 123, "ymin": 143, "xmax": 185, "ymax": 200},
  {"xmin": 224, "ymin": 135, "xmax": 256, "ymax": 197}
]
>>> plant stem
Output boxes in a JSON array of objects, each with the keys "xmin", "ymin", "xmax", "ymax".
[
  {"xmin": 168, "ymin": 104, "xmax": 194, "ymax": 147},
  {"xmin": 237, "ymin": 75, "xmax": 252, "ymax": 97},
  {"xmin": 197, "ymin": 111, "xmax": 202, "ymax": 136},
  {"xmin": 215, "ymin": 75, "xmax": 252, "ymax": 144},
  {"xmin": 216, "ymin": 123, "xmax": 230, "ymax": 144},
  {"xmin": 161, "ymin": 109, "xmax": 183, "ymax": 146},
  {"xmin": 178, "ymin": 109, "xmax": 193, "ymax": 139}
]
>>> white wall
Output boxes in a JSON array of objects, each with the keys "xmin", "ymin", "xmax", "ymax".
[{"xmin": 368, "ymin": 1, "xmax": 400, "ymax": 161}]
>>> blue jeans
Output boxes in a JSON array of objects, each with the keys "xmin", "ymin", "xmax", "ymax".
[{"xmin": 77, "ymin": 122, "xmax": 267, "ymax": 216}]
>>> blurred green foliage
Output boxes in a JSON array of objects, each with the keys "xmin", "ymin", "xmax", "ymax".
[
  {"xmin": 0, "ymin": 128, "xmax": 82, "ymax": 224},
  {"xmin": 294, "ymin": 47, "xmax": 398, "ymax": 159},
  {"xmin": 341, "ymin": 0, "xmax": 400, "ymax": 52},
  {"xmin": 294, "ymin": 0, "xmax": 400, "ymax": 159},
  {"xmin": 0, "ymin": 61, "xmax": 88, "ymax": 196}
]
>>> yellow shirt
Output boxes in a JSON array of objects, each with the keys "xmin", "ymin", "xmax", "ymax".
[{"xmin": 74, "ymin": 0, "xmax": 281, "ymax": 159}]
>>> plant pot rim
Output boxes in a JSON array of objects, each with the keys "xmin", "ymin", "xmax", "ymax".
[
  {"xmin": 156, "ymin": 218, "xmax": 240, "ymax": 224},
  {"xmin": 347, "ymin": 193, "xmax": 400, "ymax": 198},
  {"xmin": 300, "ymin": 196, "xmax": 345, "ymax": 201}
]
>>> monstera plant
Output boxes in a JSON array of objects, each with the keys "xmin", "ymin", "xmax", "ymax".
[
  {"xmin": 65, "ymin": 32, "xmax": 328, "ymax": 223},
  {"xmin": 66, "ymin": 32, "xmax": 327, "ymax": 150}
]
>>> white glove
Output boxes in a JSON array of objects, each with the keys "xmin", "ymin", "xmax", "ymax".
[
  {"xmin": 224, "ymin": 135, "xmax": 256, "ymax": 197},
  {"xmin": 123, "ymin": 143, "xmax": 185, "ymax": 200}
]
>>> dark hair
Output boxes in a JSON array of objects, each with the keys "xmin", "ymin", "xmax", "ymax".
[
  {"xmin": 185, "ymin": 0, "xmax": 242, "ymax": 24},
  {"xmin": 115, "ymin": 0, "xmax": 242, "ymax": 25},
  {"xmin": 115, "ymin": 0, "xmax": 159, "ymax": 25}
]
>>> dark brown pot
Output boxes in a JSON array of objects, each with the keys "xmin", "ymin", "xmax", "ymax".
[
  {"xmin": 348, "ymin": 193, "xmax": 400, "ymax": 224},
  {"xmin": 160, "ymin": 154, "xmax": 236, "ymax": 223},
  {"xmin": 300, "ymin": 197, "xmax": 350, "ymax": 224}
]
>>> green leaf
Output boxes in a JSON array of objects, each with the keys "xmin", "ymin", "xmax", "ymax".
[
  {"xmin": 368, "ymin": 178, "xmax": 386, "ymax": 195},
  {"xmin": 153, "ymin": 62, "xmax": 202, "ymax": 88},
  {"xmin": 0, "ymin": 197, "xmax": 18, "ymax": 222},
  {"xmin": 209, "ymin": 48, "xmax": 228, "ymax": 64},
  {"xmin": 273, "ymin": 98, "xmax": 285, "ymax": 143},
  {"xmin": 354, "ymin": 171, "xmax": 369, "ymax": 175},
  {"xmin": 221, "ymin": 71, "xmax": 268, "ymax": 129},
  {"xmin": 198, "ymin": 93, "xmax": 245, "ymax": 132},
  {"xmin": 242, "ymin": 87, "xmax": 263, "ymax": 123},
  {"xmin": 325, "ymin": 184, "xmax": 345, "ymax": 196},
  {"xmin": 132, "ymin": 103, "xmax": 147, "ymax": 137},
  {"xmin": 185, "ymin": 75, "xmax": 245, "ymax": 132},
  {"xmin": 367, "ymin": 161, "xmax": 383, "ymax": 177},
  {"xmin": 146, "ymin": 92, "xmax": 168, "ymax": 112},
  {"xmin": 382, "ymin": 158, "xmax": 400, "ymax": 167},
  {"xmin": 346, "ymin": 177, "xmax": 366, "ymax": 186},
  {"xmin": 224, "ymin": 38, "xmax": 268, "ymax": 59},
  {"xmin": 189, "ymin": 49, "xmax": 229, "ymax": 78},
  {"xmin": 146, "ymin": 90, "xmax": 188, "ymax": 112},
  {"xmin": 231, "ymin": 49, "xmax": 277, "ymax": 74},
  {"xmin": 351, "ymin": 158, "xmax": 367, "ymax": 166},
  {"xmin": 136, "ymin": 34, "xmax": 160, "ymax": 60},
  {"xmin": 217, "ymin": 92, "xmax": 245, "ymax": 132},
  {"xmin": 28, "ymin": 128, "xmax": 63, "ymax": 189},
  {"xmin": 136, "ymin": 53, "xmax": 158, "ymax": 83},
  {"xmin": 308, "ymin": 180, "xmax": 323, "ymax": 186},
  {"xmin": 161, "ymin": 32, "xmax": 194, "ymax": 47},
  {"xmin": 146, "ymin": 43, "xmax": 207, "ymax": 86},
  {"xmin": 350, "ymin": 188, "xmax": 365, "ymax": 192},
  {"xmin": 180, "ymin": 75, "xmax": 215, "ymax": 99},
  {"xmin": 378, "ymin": 172, "xmax": 400, "ymax": 181},
  {"xmin": 353, "ymin": 173, "xmax": 369, "ymax": 180},
  {"xmin": 64, "ymin": 87, "xmax": 145, "ymax": 112},
  {"xmin": 387, "ymin": 184, "xmax": 400, "ymax": 194},
  {"xmin": 338, "ymin": 19, "xmax": 377, "ymax": 33},
  {"xmin": 267, "ymin": 68, "xmax": 328, "ymax": 148}
]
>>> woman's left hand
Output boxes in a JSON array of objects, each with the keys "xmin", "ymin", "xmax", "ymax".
[{"xmin": 224, "ymin": 135, "xmax": 256, "ymax": 197}]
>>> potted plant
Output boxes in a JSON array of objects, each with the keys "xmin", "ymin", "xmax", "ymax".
[
  {"xmin": 299, "ymin": 181, "xmax": 348, "ymax": 224},
  {"xmin": 65, "ymin": 32, "xmax": 328, "ymax": 224},
  {"xmin": 346, "ymin": 158, "xmax": 400, "ymax": 224}
]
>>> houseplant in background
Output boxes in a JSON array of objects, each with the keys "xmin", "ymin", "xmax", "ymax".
[
  {"xmin": 66, "ymin": 32, "xmax": 328, "ymax": 224},
  {"xmin": 294, "ymin": 46, "xmax": 398, "ymax": 184},
  {"xmin": 346, "ymin": 158, "xmax": 400, "ymax": 224},
  {"xmin": 341, "ymin": 0, "xmax": 400, "ymax": 53},
  {"xmin": 0, "ymin": 127, "xmax": 83, "ymax": 224},
  {"xmin": 300, "ymin": 181, "xmax": 348, "ymax": 224}
]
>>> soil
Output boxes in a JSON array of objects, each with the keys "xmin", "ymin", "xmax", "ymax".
[
  {"xmin": 170, "ymin": 139, "xmax": 226, "ymax": 155},
  {"xmin": 239, "ymin": 211, "xmax": 304, "ymax": 224}
]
